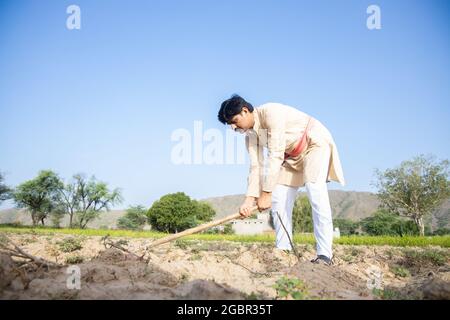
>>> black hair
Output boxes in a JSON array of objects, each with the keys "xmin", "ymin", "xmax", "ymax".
[{"xmin": 217, "ymin": 94, "xmax": 254, "ymax": 124}]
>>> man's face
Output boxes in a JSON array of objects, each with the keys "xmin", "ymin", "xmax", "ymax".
[{"xmin": 228, "ymin": 107, "xmax": 254, "ymax": 133}]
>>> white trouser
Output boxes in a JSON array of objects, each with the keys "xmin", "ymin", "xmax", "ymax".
[{"xmin": 271, "ymin": 146, "xmax": 333, "ymax": 259}]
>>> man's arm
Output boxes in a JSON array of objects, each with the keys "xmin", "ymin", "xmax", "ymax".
[
  {"xmin": 245, "ymin": 131, "xmax": 264, "ymax": 198},
  {"xmin": 262, "ymin": 108, "xmax": 287, "ymax": 193},
  {"xmin": 240, "ymin": 131, "xmax": 264, "ymax": 217}
]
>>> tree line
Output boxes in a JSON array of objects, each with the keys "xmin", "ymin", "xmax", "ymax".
[
  {"xmin": 0, "ymin": 170, "xmax": 122, "ymax": 228},
  {"xmin": 0, "ymin": 171, "xmax": 216, "ymax": 231}
]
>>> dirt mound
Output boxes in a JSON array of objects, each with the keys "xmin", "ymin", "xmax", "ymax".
[
  {"xmin": 0, "ymin": 248, "xmax": 245, "ymax": 300},
  {"xmin": 394, "ymin": 274, "xmax": 450, "ymax": 300},
  {"xmin": 0, "ymin": 253, "xmax": 16, "ymax": 290},
  {"xmin": 289, "ymin": 261, "xmax": 373, "ymax": 299},
  {"xmin": 419, "ymin": 276, "xmax": 450, "ymax": 299},
  {"xmin": 175, "ymin": 280, "xmax": 245, "ymax": 300}
]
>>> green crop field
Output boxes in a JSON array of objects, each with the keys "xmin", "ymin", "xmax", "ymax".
[{"xmin": 1, "ymin": 224, "xmax": 449, "ymax": 247}]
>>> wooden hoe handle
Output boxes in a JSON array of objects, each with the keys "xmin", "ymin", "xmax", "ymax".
[{"xmin": 147, "ymin": 205, "xmax": 259, "ymax": 248}]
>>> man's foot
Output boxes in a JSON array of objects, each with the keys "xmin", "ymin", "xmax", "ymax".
[{"xmin": 310, "ymin": 255, "xmax": 333, "ymax": 266}]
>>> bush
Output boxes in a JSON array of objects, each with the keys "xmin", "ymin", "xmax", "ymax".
[
  {"xmin": 117, "ymin": 205, "xmax": 147, "ymax": 230},
  {"xmin": 333, "ymin": 218, "xmax": 360, "ymax": 235},
  {"xmin": 223, "ymin": 223, "xmax": 235, "ymax": 235},
  {"xmin": 65, "ymin": 255, "xmax": 84, "ymax": 264},
  {"xmin": 147, "ymin": 192, "xmax": 215, "ymax": 233},
  {"xmin": 57, "ymin": 237, "xmax": 83, "ymax": 252},
  {"xmin": 50, "ymin": 210, "xmax": 65, "ymax": 228},
  {"xmin": 193, "ymin": 201, "xmax": 215, "ymax": 224},
  {"xmin": 390, "ymin": 265, "xmax": 411, "ymax": 278},
  {"xmin": 273, "ymin": 277, "xmax": 310, "ymax": 300},
  {"xmin": 433, "ymin": 228, "xmax": 450, "ymax": 236},
  {"xmin": 361, "ymin": 210, "xmax": 423, "ymax": 236},
  {"xmin": 402, "ymin": 248, "xmax": 449, "ymax": 267},
  {"xmin": 202, "ymin": 223, "xmax": 235, "ymax": 235}
]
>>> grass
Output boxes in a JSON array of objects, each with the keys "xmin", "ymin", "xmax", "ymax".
[
  {"xmin": 334, "ymin": 235, "xmax": 450, "ymax": 247},
  {"xmin": 341, "ymin": 247, "xmax": 364, "ymax": 263},
  {"xmin": 372, "ymin": 288, "xmax": 405, "ymax": 300},
  {"xmin": 390, "ymin": 265, "xmax": 411, "ymax": 278},
  {"xmin": 401, "ymin": 248, "xmax": 449, "ymax": 267},
  {"xmin": 273, "ymin": 277, "xmax": 311, "ymax": 300},
  {"xmin": 65, "ymin": 255, "xmax": 84, "ymax": 264},
  {"xmin": 56, "ymin": 237, "xmax": 83, "ymax": 253},
  {"xmin": 1, "ymin": 224, "xmax": 449, "ymax": 247}
]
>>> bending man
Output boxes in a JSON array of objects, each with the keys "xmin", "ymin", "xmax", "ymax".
[{"xmin": 217, "ymin": 95, "xmax": 345, "ymax": 265}]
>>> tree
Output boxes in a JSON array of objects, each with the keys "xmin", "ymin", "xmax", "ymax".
[
  {"xmin": 0, "ymin": 172, "xmax": 12, "ymax": 204},
  {"xmin": 70, "ymin": 174, "xmax": 123, "ymax": 229},
  {"xmin": 13, "ymin": 170, "xmax": 64, "ymax": 226},
  {"xmin": 117, "ymin": 205, "xmax": 148, "ymax": 230},
  {"xmin": 361, "ymin": 210, "xmax": 401, "ymax": 236},
  {"xmin": 292, "ymin": 196, "xmax": 313, "ymax": 233},
  {"xmin": 433, "ymin": 228, "xmax": 450, "ymax": 236},
  {"xmin": 49, "ymin": 207, "xmax": 66, "ymax": 228},
  {"xmin": 333, "ymin": 218, "xmax": 360, "ymax": 235},
  {"xmin": 147, "ymin": 192, "xmax": 216, "ymax": 233},
  {"xmin": 373, "ymin": 154, "xmax": 450, "ymax": 236},
  {"xmin": 58, "ymin": 174, "xmax": 81, "ymax": 228},
  {"xmin": 223, "ymin": 223, "xmax": 235, "ymax": 234},
  {"xmin": 193, "ymin": 201, "xmax": 215, "ymax": 224},
  {"xmin": 360, "ymin": 210, "xmax": 420, "ymax": 236}
]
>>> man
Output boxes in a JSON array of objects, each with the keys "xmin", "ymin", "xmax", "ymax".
[{"xmin": 217, "ymin": 95, "xmax": 345, "ymax": 265}]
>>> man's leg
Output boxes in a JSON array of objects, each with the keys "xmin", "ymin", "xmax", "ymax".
[
  {"xmin": 271, "ymin": 184, "xmax": 298, "ymax": 250},
  {"xmin": 304, "ymin": 144, "xmax": 334, "ymax": 260},
  {"xmin": 305, "ymin": 181, "xmax": 333, "ymax": 259}
]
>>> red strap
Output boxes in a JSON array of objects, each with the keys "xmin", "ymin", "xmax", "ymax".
[{"xmin": 284, "ymin": 117, "xmax": 313, "ymax": 159}]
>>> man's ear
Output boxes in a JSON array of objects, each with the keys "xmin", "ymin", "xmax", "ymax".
[{"xmin": 242, "ymin": 106, "xmax": 249, "ymax": 114}]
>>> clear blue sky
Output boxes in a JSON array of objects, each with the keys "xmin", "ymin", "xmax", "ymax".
[{"xmin": 1, "ymin": 0, "xmax": 449, "ymax": 209}]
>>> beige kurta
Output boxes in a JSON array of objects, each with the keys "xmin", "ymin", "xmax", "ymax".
[{"xmin": 245, "ymin": 103, "xmax": 345, "ymax": 198}]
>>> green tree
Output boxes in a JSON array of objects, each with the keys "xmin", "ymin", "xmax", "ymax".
[
  {"xmin": 13, "ymin": 170, "xmax": 64, "ymax": 226},
  {"xmin": 433, "ymin": 228, "xmax": 450, "ymax": 236},
  {"xmin": 393, "ymin": 219, "xmax": 423, "ymax": 236},
  {"xmin": 292, "ymin": 196, "xmax": 313, "ymax": 233},
  {"xmin": 193, "ymin": 201, "xmax": 215, "ymax": 224},
  {"xmin": 361, "ymin": 210, "xmax": 420, "ymax": 236},
  {"xmin": 49, "ymin": 207, "xmax": 66, "ymax": 228},
  {"xmin": 373, "ymin": 154, "xmax": 450, "ymax": 236},
  {"xmin": 58, "ymin": 174, "xmax": 82, "ymax": 228},
  {"xmin": 333, "ymin": 218, "xmax": 360, "ymax": 235},
  {"xmin": 0, "ymin": 172, "xmax": 12, "ymax": 204},
  {"xmin": 361, "ymin": 210, "xmax": 401, "ymax": 236},
  {"xmin": 117, "ymin": 205, "xmax": 148, "ymax": 230},
  {"xmin": 71, "ymin": 174, "xmax": 123, "ymax": 229},
  {"xmin": 223, "ymin": 223, "xmax": 235, "ymax": 234},
  {"xmin": 147, "ymin": 192, "xmax": 215, "ymax": 233}
]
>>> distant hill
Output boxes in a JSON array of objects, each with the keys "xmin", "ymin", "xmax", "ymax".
[{"xmin": 1, "ymin": 191, "xmax": 448, "ymax": 229}]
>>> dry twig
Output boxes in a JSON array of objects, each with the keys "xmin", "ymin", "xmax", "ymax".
[{"xmin": 100, "ymin": 235, "xmax": 147, "ymax": 262}]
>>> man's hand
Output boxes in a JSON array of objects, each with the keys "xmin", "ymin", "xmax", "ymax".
[
  {"xmin": 239, "ymin": 197, "xmax": 256, "ymax": 219},
  {"xmin": 257, "ymin": 191, "xmax": 272, "ymax": 212}
]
